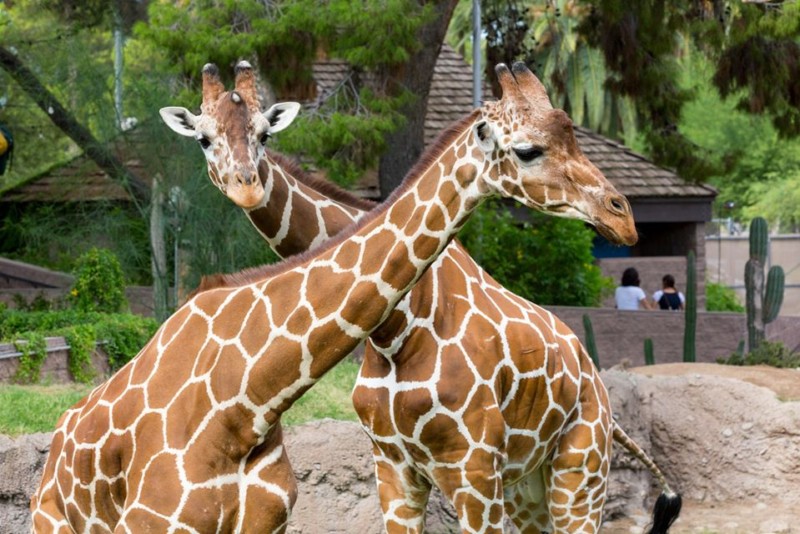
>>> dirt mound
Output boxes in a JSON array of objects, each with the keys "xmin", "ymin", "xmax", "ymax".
[
  {"xmin": 630, "ymin": 362, "xmax": 800, "ymax": 401},
  {"xmin": 603, "ymin": 364, "xmax": 800, "ymax": 533}
]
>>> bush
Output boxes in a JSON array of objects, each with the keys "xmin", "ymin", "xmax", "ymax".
[
  {"xmin": 718, "ymin": 340, "xmax": 800, "ymax": 368},
  {"xmin": 706, "ymin": 281, "xmax": 744, "ymax": 312},
  {"xmin": 458, "ymin": 201, "xmax": 612, "ymax": 306},
  {"xmin": 69, "ymin": 248, "xmax": 128, "ymax": 313},
  {"xmin": 1, "ymin": 309, "xmax": 160, "ymax": 383}
]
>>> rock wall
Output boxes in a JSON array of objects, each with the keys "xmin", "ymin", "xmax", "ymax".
[{"xmin": 2, "ymin": 369, "xmax": 799, "ymax": 533}]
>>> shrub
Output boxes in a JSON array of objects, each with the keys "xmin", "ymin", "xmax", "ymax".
[
  {"xmin": 718, "ymin": 340, "xmax": 800, "ymax": 368},
  {"xmin": 69, "ymin": 248, "xmax": 128, "ymax": 313},
  {"xmin": 706, "ymin": 281, "xmax": 744, "ymax": 312},
  {"xmin": 459, "ymin": 201, "xmax": 612, "ymax": 306},
  {"xmin": 1, "ymin": 309, "xmax": 160, "ymax": 382}
]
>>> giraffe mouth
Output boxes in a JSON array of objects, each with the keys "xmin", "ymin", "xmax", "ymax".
[
  {"xmin": 594, "ymin": 219, "xmax": 638, "ymax": 246},
  {"xmin": 226, "ymin": 182, "xmax": 265, "ymax": 209}
]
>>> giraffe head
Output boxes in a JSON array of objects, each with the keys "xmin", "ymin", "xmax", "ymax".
[
  {"xmin": 474, "ymin": 62, "xmax": 637, "ymax": 245},
  {"xmin": 159, "ymin": 62, "xmax": 300, "ymax": 208}
]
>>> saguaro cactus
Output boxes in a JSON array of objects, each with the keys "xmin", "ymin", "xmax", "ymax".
[
  {"xmin": 582, "ymin": 314, "xmax": 600, "ymax": 368},
  {"xmin": 683, "ymin": 250, "xmax": 697, "ymax": 363},
  {"xmin": 644, "ymin": 338, "xmax": 655, "ymax": 366},
  {"xmin": 745, "ymin": 217, "xmax": 785, "ymax": 351}
]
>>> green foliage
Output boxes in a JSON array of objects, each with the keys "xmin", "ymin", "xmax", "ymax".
[
  {"xmin": 718, "ymin": 340, "xmax": 800, "ymax": 369},
  {"xmin": 459, "ymin": 201, "xmax": 611, "ymax": 306},
  {"xmin": 582, "ymin": 314, "xmax": 599, "ymax": 368},
  {"xmin": 0, "ymin": 198, "xmax": 151, "ymax": 286},
  {"xmin": 0, "ymin": 383, "xmax": 92, "ymax": 436},
  {"xmin": 12, "ymin": 331, "xmax": 47, "ymax": 384},
  {"xmin": 62, "ymin": 324, "xmax": 96, "ymax": 384},
  {"xmin": 683, "ymin": 250, "xmax": 696, "ymax": 363},
  {"xmin": 69, "ymin": 248, "xmax": 128, "ymax": 313},
  {"xmin": 705, "ymin": 282, "xmax": 744, "ymax": 313},
  {"xmin": 1, "ymin": 309, "xmax": 159, "ymax": 379},
  {"xmin": 644, "ymin": 338, "xmax": 655, "ymax": 366},
  {"xmin": 275, "ymin": 88, "xmax": 410, "ymax": 187}
]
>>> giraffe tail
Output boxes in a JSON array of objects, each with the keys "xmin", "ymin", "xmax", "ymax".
[{"xmin": 612, "ymin": 424, "xmax": 682, "ymax": 534}]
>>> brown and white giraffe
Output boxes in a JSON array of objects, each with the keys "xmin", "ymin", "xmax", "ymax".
[{"xmin": 157, "ymin": 62, "xmax": 681, "ymax": 534}]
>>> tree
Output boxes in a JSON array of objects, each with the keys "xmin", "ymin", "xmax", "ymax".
[
  {"xmin": 138, "ymin": 0, "xmax": 458, "ymax": 195},
  {"xmin": 377, "ymin": 0, "xmax": 459, "ymax": 197}
]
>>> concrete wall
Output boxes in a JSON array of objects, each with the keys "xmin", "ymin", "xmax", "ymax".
[
  {"xmin": 549, "ymin": 306, "xmax": 800, "ymax": 368},
  {"xmin": 0, "ymin": 337, "xmax": 110, "ymax": 383},
  {"xmin": 707, "ymin": 234, "xmax": 800, "ymax": 316}
]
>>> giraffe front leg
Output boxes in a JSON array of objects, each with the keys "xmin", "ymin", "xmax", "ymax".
[
  {"xmin": 545, "ymin": 421, "xmax": 611, "ymax": 534},
  {"xmin": 504, "ymin": 468, "xmax": 552, "ymax": 533},
  {"xmin": 432, "ymin": 448, "xmax": 506, "ymax": 534},
  {"xmin": 374, "ymin": 450, "xmax": 432, "ymax": 534}
]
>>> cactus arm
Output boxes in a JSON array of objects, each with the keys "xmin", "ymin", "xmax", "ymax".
[
  {"xmin": 644, "ymin": 338, "xmax": 655, "ymax": 366},
  {"xmin": 763, "ymin": 265, "xmax": 785, "ymax": 323}
]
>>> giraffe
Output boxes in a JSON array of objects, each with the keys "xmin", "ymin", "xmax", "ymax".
[
  {"xmin": 30, "ymin": 60, "xmax": 655, "ymax": 534},
  {"xmin": 158, "ymin": 62, "xmax": 681, "ymax": 534}
]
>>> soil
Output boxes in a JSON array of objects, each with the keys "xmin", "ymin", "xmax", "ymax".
[
  {"xmin": 603, "ymin": 363, "xmax": 800, "ymax": 534},
  {"xmin": 630, "ymin": 362, "xmax": 800, "ymax": 401}
]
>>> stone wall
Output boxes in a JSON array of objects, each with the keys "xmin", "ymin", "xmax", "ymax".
[
  {"xmin": 548, "ymin": 306, "xmax": 800, "ymax": 368},
  {"xmin": 0, "ymin": 337, "xmax": 110, "ymax": 383}
]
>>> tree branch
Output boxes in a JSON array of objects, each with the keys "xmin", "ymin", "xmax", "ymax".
[{"xmin": 0, "ymin": 45, "xmax": 149, "ymax": 203}]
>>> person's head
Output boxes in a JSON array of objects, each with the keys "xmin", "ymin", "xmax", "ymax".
[
  {"xmin": 621, "ymin": 267, "xmax": 640, "ymax": 287},
  {"xmin": 662, "ymin": 274, "xmax": 676, "ymax": 289}
]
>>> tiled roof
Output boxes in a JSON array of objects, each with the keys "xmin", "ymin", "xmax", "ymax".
[
  {"xmin": 0, "ymin": 134, "xmax": 148, "ymax": 203},
  {"xmin": 316, "ymin": 44, "xmax": 715, "ymax": 200}
]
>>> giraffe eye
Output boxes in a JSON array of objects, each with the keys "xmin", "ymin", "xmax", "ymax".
[
  {"xmin": 198, "ymin": 136, "xmax": 211, "ymax": 150},
  {"xmin": 259, "ymin": 132, "xmax": 270, "ymax": 146},
  {"xmin": 513, "ymin": 146, "xmax": 544, "ymax": 162}
]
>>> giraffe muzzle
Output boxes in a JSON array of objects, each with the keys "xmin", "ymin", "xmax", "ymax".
[{"xmin": 226, "ymin": 180, "xmax": 265, "ymax": 209}]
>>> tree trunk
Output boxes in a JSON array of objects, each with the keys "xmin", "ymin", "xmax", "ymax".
[
  {"xmin": 0, "ymin": 45, "xmax": 149, "ymax": 203},
  {"xmin": 150, "ymin": 176, "xmax": 170, "ymax": 322},
  {"xmin": 377, "ymin": 0, "xmax": 459, "ymax": 199}
]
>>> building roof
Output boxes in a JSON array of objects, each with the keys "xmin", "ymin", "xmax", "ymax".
[{"xmin": 0, "ymin": 133, "xmax": 148, "ymax": 203}]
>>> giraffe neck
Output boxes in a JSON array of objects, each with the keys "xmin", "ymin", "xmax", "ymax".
[
  {"xmin": 245, "ymin": 152, "xmax": 371, "ymax": 258},
  {"xmin": 195, "ymin": 115, "xmax": 485, "ymax": 429}
]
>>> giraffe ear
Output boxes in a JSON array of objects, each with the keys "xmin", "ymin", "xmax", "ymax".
[
  {"xmin": 472, "ymin": 120, "xmax": 495, "ymax": 152},
  {"xmin": 159, "ymin": 107, "xmax": 198, "ymax": 137},
  {"xmin": 264, "ymin": 102, "xmax": 301, "ymax": 134}
]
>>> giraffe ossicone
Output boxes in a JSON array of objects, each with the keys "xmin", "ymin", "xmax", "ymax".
[{"xmin": 156, "ymin": 61, "xmax": 680, "ymax": 534}]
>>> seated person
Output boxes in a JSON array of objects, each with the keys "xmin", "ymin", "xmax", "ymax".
[
  {"xmin": 615, "ymin": 267, "xmax": 653, "ymax": 310},
  {"xmin": 652, "ymin": 274, "xmax": 685, "ymax": 311}
]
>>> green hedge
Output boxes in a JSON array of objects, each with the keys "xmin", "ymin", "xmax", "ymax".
[{"xmin": 1, "ymin": 309, "xmax": 159, "ymax": 384}]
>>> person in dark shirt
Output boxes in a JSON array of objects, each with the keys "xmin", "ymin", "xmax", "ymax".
[{"xmin": 652, "ymin": 274, "xmax": 685, "ymax": 310}]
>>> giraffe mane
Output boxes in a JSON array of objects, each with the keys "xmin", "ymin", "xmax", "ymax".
[
  {"xmin": 263, "ymin": 150, "xmax": 377, "ymax": 211},
  {"xmin": 191, "ymin": 109, "xmax": 482, "ymax": 296}
]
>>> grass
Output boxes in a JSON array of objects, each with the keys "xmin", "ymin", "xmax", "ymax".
[
  {"xmin": 283, "ymin": 358, "xmax": 361, "ymax": 426},
  {"xmin": 0, "ymin": 383, "xmax": 93, "ymax": 437},
  {"xmin": 0, "ymin": 358, "xmax": 361, "ymax": 436}
]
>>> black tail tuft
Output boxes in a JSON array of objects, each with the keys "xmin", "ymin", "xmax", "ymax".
[{"xmin": 646, "ymin": 492, "xmax": 682, "ymax": 534}]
